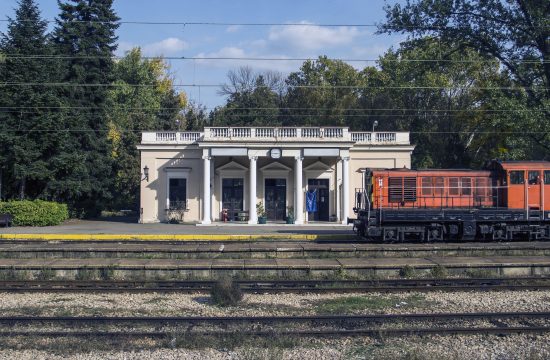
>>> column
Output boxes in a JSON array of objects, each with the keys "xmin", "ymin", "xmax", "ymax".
[
  {"xmin": 248, "ymin": 156, "xmax": 258, "ymax": 224},
  {"xmin": 294, "ymin": 156, "xmax": 304, "ymax": 224},
  {"xmin": 341, "ymin": 156, "xmax": 350, "ymax": 224},
  {"xmin": 201, "ymin": 155, "xmax": 211, "ymax": 224}
]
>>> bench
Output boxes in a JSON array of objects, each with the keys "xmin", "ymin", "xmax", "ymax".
[{"xmin": 0, "ymin": 214, "xmax": 12, "ymax": 227}]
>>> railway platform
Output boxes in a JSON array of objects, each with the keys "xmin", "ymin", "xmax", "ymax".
[
  {"xmin": 0, "ymin": 241, "xmax": 549, "ymax": 259},
  {"xmin": 0, "ymin": 256, "xmax": 548, "ymax": 279}
]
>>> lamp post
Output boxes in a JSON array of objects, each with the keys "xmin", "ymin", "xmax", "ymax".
[{"xmin": 372, "ymin": 120, "xmax": 378, "ymax": 133}]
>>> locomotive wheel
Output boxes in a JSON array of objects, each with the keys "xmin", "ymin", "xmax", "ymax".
[{"xmin": 383, "ymin": 228, "xmax": 397, "ymax": 243}]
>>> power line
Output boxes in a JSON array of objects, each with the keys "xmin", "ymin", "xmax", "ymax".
[
  {"xmin": 0, "ymin": 106, "xmax": 546, "ymax": 113},
  {"xmin": 0, "ymin": 129, "xmax": 545, "ymax": 134},
  {"xmin": 2, "ymin": 54, "xmax": 546, "ymax": 64},
  {"xmin": 1, "ymin": 111, "xmax": 547, "ymax": 118},
  {"xmin": 0, "ymin": 19, "xmax": 548, "ymax": 29},
  {"xmin": 1, "ymin": 82, "xmax": 545, "ymax": 91}
]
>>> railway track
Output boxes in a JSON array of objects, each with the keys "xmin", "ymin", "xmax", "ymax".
[
  {"xmin": 1, "ymin": 277, "xmax": 550, "ymax": 293},
  {"xmin": 1, "ymin": 312, "xmax": 549, "ymax": 337}
]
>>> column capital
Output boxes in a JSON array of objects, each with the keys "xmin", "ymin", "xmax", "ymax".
[
  {"xmin": 294, "ymin": 155, "xmax": 304, "ymax": 161},
  {"xmin": 202, "ymin": 155, "xmax": 211, "ymax": 161},
  {"xmin": 248, "ymin": 155, "xmax": 258, "ymax": 161},
  {"xmin": 339, "ymin": 156, "xmax": 350, "ymax": 161}
]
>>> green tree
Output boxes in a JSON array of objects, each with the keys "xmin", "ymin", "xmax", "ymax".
[
  {"xmin": 379, "ymin": 0, "xmax": 550, "ymax": 158},
  {"xmin": 283, "ymin": 56, "xmax": 362, "ymax": 127},
  {"xmin": 356, "ymin": 39, "xmax": 514, "ymax": 168},
  {"xmin": 50, "ymin": 0, "xmax": 120, "ymax": 215},
  {"xmin": 0, "ymin": 0, "xmax": 61, "ymax": 200},
  {"xmin": 212, "ymin": 67, "xmax": 282, "ymax": 126},
  {"xmin": 106, "ymin": 48, "xmax": 186, "ymax": 210},
  {"xmin": 184, "ymin": 101, "xmax": 209, "ymax": 131}
]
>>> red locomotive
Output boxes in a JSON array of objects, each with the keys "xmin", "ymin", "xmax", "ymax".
[{"xmin": 351, "ymin": 160, "xmax": 550, "ymax": 241}]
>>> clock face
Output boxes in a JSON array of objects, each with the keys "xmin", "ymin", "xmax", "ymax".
[{"xmin": 270, "ymin": 148, "xmax": 281, "ymax": 159}]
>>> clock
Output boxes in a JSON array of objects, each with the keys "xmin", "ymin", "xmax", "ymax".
[{"xmin": 270, "ymin": 148, "xmax": 281, "ymax": 159}]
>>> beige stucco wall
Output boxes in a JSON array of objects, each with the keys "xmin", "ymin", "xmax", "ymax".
[
  {"xmin": 140, "ymin": 147, "xmax": 203, "ymax": 223},
  {"xmin": 139, "ymin": 145, "xmax": 412, "ymax": 224}
]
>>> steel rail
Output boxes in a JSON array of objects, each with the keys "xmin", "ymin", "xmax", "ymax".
[
  {"xmin": 1, "ymin": 327, "xmax": 549, "ymax": 338},
  {"xmin": 1, "ymin": 311, "xmax": 549, "ymax": 322},
  {"xmin": 0, "ymin": 278, "xmax": 549, "ymax": 293},
  {"xmin": 0, "ymin": 313, "xmax": 549, "ymax": 338}
]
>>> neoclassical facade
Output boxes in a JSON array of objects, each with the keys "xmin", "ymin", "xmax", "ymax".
[{"xmin": 138, "ymin": 127, "xmax": 414, "ymax": 224}]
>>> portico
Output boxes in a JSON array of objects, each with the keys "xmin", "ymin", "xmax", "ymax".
[{"xmin": 138, "ymin": 127, "xmax": 414, "ymax": 224}]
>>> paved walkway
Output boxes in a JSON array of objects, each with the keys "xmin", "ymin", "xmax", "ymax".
[{"xmin": 0, "ymin": 219, "xmax": 353, "ymax": 235}]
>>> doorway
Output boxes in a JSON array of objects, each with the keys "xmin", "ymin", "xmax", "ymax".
[
  {"xmin": 222, "ymin": 178, "xmax": 244, "ymax": 221},
  {"xmin": 307, "ymin": 178, "xmax": 330, "ymax": 221},
  {"xmin": 265, "ymin": 178, "xmax": 286, "ymax": 221}
]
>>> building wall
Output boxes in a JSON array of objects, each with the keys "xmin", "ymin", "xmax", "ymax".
[
  {"xmin": 140, "ymin": 146, "xmax": 412, "ymax": 223},
  {"xmin": 140, "ymin": 147, "xmax": 203, "ymax": 223}
]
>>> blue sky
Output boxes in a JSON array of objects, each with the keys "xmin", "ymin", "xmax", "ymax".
[{"xmin": 1, "ymin": 0, "xmax": 405, "ymax": 109}]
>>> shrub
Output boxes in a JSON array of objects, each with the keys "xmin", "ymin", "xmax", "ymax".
[
  {"xmin": 0, "ymin": 200, "xmax": 68, "ymax": 226},
  {"xmin": 430, "ymin": 265, "xmax": 449, "ymax": 278},
  {"xmin": 210, "ymin": 277, "xmax": 243, "ymax": 306},
  {"xmin": 399, "ymin": 265, "xmax": 416, "ymax": 278}
]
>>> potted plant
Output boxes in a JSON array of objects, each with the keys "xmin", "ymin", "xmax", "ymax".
[
  {"xmin": 286, "ymin": 206, "xmax": 295, "ymax": 224},
  {"xmin": 256, "ymin": 202, "xmax": 267, "ymax": 224}
]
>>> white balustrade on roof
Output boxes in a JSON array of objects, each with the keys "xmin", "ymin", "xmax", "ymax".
[{"xmin": 141, "ymin": 127, "xmax": 409, "ymax": 145}]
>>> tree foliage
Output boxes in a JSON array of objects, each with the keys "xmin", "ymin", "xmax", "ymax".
[
  {"xmin": 0, "ymin": 0, "xmax": 60, "ymax": 200},
  {"xmin": 106, "ymin": 48, "xmax": 186, "ymax": 210},
  {"xmin": 48, "ymin": 0, "xmax": 120, "ymax": 215},
  {"xmin": 379, "ymin": 0, "xmax": 550, "ymax": 156}
]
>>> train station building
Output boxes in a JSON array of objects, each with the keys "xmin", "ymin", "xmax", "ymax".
[{"xmin": 137, "ymin": 127, "xmax": 414, "ymax": 224}]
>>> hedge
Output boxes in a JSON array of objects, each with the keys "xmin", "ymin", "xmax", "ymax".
[{"xmin": 0, "ymin": 200, "xmax": 69, "ymax": 226}]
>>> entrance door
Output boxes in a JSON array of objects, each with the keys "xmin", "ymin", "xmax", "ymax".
[
  {"xmin": 222, "ymin": 178, "xmax": 244, "ymax": 221},
  {"xmin": 265, "ymin": 178, "xmax": 286, "ymax": 221},
  {"xmin": 527, "ymin": 170, "xmax": 542, "ymax": 217},
  {"xmin": 307, "ymin": 179, "xmax": 330, "ymax": 221}
]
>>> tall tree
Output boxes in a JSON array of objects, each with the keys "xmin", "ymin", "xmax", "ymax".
[
  {"xmin": 283, "ymin": 56, "xmax": 362, "ymax": 127},
  {"xmin": 50, "ymin": 0, "xmax": 120, "ymax": 215},
  {"xmin": 212, "ymin": 67, "xmax": 283, "ymax": 126},
  {"xmin": 0, "ymin": 0, "xmax": 60, "ymax": 200},
  {"xmin": 379, "ymin": 0, "xmax": 550, "ymax": 158},
  {"xmin": 357, "ymin": 38, "xmax": 513, "ymax": 168},
  {"xmin": 106, "ymin": 48, "xmax": 186, "ymax": 210}
]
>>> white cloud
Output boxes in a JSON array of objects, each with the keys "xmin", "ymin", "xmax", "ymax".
[
  {"xmin": 141, "ymin": 38, "xmax": 189, "ymax": 56},
  {"xmin": 268, "ymin": 21, "xmax": 360, "ymax": 51},
  {"xmin": 116, "ymin": 41, "xmax": 135, "ymax": 56},
  {"xmin": 195, "ymin": 47, "xmax": 297, "ymax": 72},
  {"xmin": 226, "ymin": 25, "xmax": 243, "ymax": 33}
]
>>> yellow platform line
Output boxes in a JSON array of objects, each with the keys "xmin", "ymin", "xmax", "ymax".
[{"xmin": 0, "ymin": 233, "xmax": 356, "ymax": 241}]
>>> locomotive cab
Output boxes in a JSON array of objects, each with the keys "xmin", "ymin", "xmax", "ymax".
[{"xmin": 489, "ymin": 160, "xmax": 550, "ymax": 220}]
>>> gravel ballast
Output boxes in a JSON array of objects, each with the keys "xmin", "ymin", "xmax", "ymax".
[
  {"xmin": 0, "ymin": 290, "xmax": 548, "ymax": 316},
  {"xmin": 0, "ymin": 290, "xmax": 548, "ymax": 359}
]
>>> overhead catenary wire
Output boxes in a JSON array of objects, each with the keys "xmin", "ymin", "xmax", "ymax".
[
  {"xmin": 0, "ymin": 111, "xmax": 546, "ymax": 118},
  {"xmin": 0, "ymin": 19, "xmax": 548, "ymax": 29},
  {"xmin": 1, "ymin": 54, "xmax": 547, "ymax": 64},
  {"xmin": 1, "ymin": 82, "xmax": 546, "ymax": 91},
  {"xmin": 0, "ymin": 129, "xmax": 545, "ymax": 134},
  {"xmin": 0, "ymin": 106, "xmax": 546, "ymax": 113}
]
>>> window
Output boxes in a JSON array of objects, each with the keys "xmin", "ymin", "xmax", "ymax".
[
  {"xmin": 475, "ymin": 178, "xmax": 487, "ymax": 198},
  {"xmin": 434, "ymin": 177, "xmax": 444, "ymax": 196},
  {"xmin": 461, "ymin": 178, "xmax": 472, "ymax": 196},
  {"xmin": 509, "ymin": 171, "xmax": 524, "ymax": 185},
  {"xmin": 449, "ymin": 177, "xmax": 459, "ymax": 196},
  {"xmin": 169, "ymin": 178, "xmax": 187, "ymax": 209},
  {"xmin": 421, "ymin": 177, "xmax": 432, "ymax": 196},
  {"xmin": 545, "ymin": 170, "xmax": 550, "ymax": 184},
  {"xmin": 528, "ymin": 171, "xmax": 540, "ymax": 185}
]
